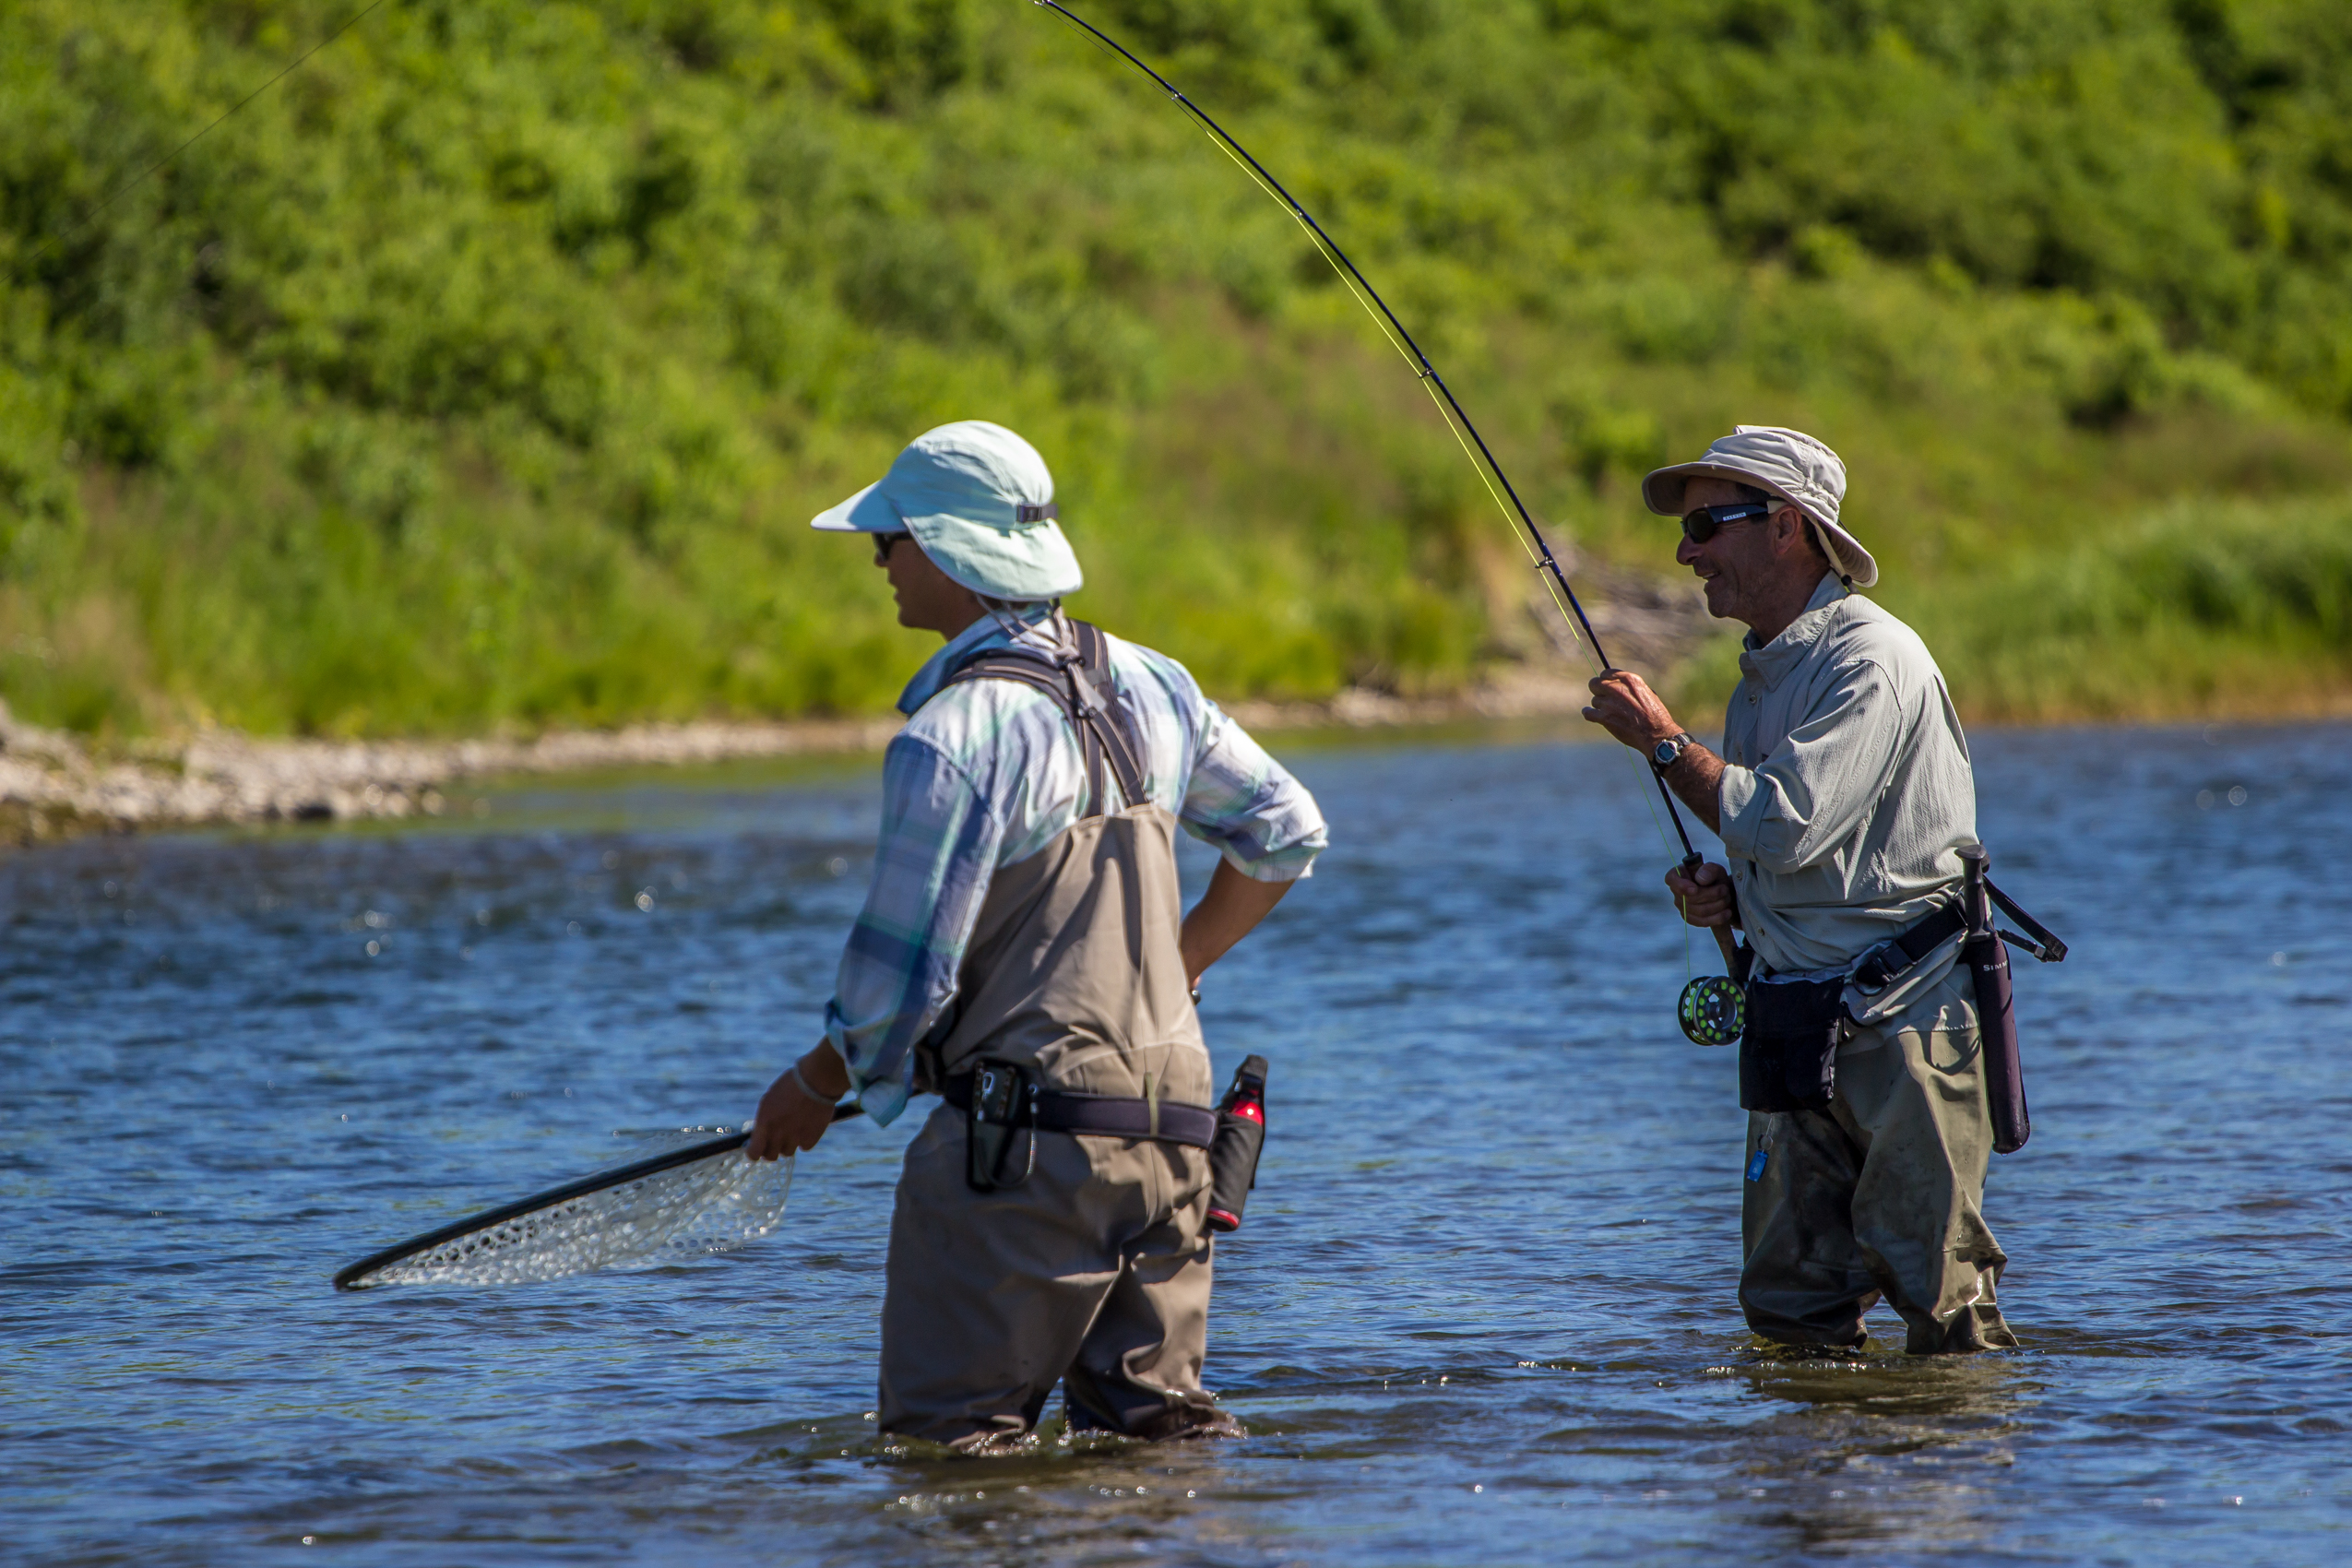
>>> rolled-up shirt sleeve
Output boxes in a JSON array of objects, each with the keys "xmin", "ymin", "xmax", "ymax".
[
  {"xmin": 821, "ymin": 733, "xmax": 1004, "ymax": 1125},
  {"xmin": 1177, "ymin": 702, "xmax": 1328, "ymax": 882},
  {"xmin": 1718, "ymin": 660, "xmax": 1905, "ymax": 875}
]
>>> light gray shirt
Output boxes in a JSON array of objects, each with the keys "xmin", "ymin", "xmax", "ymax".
[{"xmin": 1717, "ymin": 575, "xmax": 1978, "ymax": 1011}]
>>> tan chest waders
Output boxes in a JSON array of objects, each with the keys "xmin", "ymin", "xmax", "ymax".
[
  {"xmin": 930, "ymin": 620, "xmax": 1228, "ymax": 1179},
  {"xmin": 1731, "ymin": 854, "xmax": 2061, "ymax": 1354},
  {"xmin": 876, "ymin": 620, "xmax": 1262, "ymax": 1445}
]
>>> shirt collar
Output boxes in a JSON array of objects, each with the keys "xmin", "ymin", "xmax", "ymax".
[
  {"xmin": 1738, "ymin": 574, "xmax": 1847, "ymax": 692},
  {"xmin": 896, "ymin": 604, "xmax": 1061, "ymax": 715}
]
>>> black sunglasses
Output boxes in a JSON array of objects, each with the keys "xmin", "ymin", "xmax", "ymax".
[
  {"xmin": 1680, "ymin": 501, "xmax": 1775, "ymax": 543},
  {"xmin": 872, "ymin": 530, "xmax": 913, "ymax": 564}
]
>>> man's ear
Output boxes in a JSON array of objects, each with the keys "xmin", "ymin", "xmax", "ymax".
[{"xmin": 1768, "ymin": 504, "xmax": 1809, "ymax": 558}]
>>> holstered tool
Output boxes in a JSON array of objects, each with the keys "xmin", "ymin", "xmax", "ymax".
[
  {"xmin": 1959, "ymin": 846, "xmax": 2029, "ymax": 1153},
  {"xmin": 1205, "ymin": 1056, "xmax": 1268, "ymax": 1234},
  {"xmin": 964, "ymin": 1057, "xmax": 1039, "ymax": 1192}
]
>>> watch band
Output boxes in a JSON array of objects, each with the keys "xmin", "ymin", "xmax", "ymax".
[{"xmin": 1650, "ymin": 731, "xmax": 1696, "ymax": 771}]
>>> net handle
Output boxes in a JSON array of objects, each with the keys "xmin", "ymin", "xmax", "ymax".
[{"xmin": 333, "ymin": 1101, "xmax": 864, "ymax": 1290}]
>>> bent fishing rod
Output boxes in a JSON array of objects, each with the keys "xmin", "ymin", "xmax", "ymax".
[{"xmin": 1033, "ymin": 5, "xmax": 1728, "ymax": 914}]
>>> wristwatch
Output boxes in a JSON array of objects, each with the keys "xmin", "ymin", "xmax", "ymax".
[{"xmin": 1650, "ymin": 731, "xmax": 1697, "ymax": 771}]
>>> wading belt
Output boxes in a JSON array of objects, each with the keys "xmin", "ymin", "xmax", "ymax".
[
  {"xmin": 941, "ymin": 1072, "xmax": 1217, "ymax": 1149},
  {"xmin": 942, "ymin": 618, "xmax": 1147, "ymax": 816},
  {"xmin": 1848, "ymin": 874, "xmax": 2069, "ymax": 992}
]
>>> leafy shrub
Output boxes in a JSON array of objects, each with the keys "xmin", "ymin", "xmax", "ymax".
[{"xmin": 1, "ymin": 0, "xmax": 2348, "ymax": 734}]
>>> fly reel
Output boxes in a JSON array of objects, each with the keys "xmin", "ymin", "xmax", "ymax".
[{"xmin": 1679, "ymin": 973, "xmax": 1745, "ymax": 1047}]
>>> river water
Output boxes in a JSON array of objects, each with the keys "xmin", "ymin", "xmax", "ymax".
[{"xmin": 5, "ymin": 722, "xmax": 2346, "ymax": 1565}]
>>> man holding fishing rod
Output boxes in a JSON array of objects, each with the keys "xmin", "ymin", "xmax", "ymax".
[
  {"xmin": 1582, "ymin": 426, "xmax": 2015, "ymax": 1356},
  {"xmin": 742, "ymin": 421, "xmax": 1326, "ymax": 1449}
]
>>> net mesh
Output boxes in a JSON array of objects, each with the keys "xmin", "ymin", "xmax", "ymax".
[{"xmin": 350, "ymin": 1129, "xmax": 794, "ymax": 1289}]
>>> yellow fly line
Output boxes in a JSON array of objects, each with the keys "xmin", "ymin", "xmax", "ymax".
[
  {"xmin": 1188, "ymin": 116, "xmax": 1579, "ymax": 649},
  {"xmin": 1189, "ymin": 108, "xmax": 1693, "ymax": 866}
]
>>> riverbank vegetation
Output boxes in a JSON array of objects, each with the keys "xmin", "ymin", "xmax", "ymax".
[{"xmin": 5, "ymin": 0, "xmax": 2349, "ymax": 736}]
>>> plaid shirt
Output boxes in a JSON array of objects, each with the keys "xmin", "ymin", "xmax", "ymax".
[{"xmin": 825, "ymin": 611, "xmax": 1328, "ymax": 1123}]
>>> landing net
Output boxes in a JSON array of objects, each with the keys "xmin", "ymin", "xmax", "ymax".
[{"xmin": 334, "ymin": 1127, "xmax": 790, "ymax": 1290}]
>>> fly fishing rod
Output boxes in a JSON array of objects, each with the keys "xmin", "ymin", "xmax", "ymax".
[{"xmin": 1034, "ymin": 2, "xmax": 1747, "ymax": 1039}]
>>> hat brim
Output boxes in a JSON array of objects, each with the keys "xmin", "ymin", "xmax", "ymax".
[
  {"xmin": 1642, "ymin": 461, "xmax": 1782, "ymax": 518},
  {"xmin": 810, "ymin": 480, "xmax": 903, "ymax": 533},
  {"xmin": 1640, "ymin": 461, "xmax": 1878, "ymax": 588},
  {"xmin": 904, "ymin": 511, "xmax": 1084, "ymax": 601}
]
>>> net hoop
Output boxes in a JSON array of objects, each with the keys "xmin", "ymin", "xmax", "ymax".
[{"xmin": 335, "ymin": 1103, "xmax": 861, "ymax": 1290}]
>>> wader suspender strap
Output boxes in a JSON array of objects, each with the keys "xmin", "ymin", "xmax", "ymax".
[{"xmin": 942, "ymin": 620, "xmax": 1149, "ymax": 815}]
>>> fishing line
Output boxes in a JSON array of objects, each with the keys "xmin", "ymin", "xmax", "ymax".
[
  {"xmin": 1031, "ymin": 0, "xmax": 1705, "ymax": 868},
  {"xmin": 1037, "ymin": 2, "xmax": 1752, "ymax": 1043},
  {"xmin": 12, "ymin": 0, "xmax": 391, "ymax": 278}
]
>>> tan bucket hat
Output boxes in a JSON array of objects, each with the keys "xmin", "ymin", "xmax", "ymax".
[{"xmin": 1641, "ymin": 424, "xmax": 1875, "ymax": 588}]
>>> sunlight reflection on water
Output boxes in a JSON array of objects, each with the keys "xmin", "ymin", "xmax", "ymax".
[{"xmin": 3, "ymin": 723, "xmax": 2346, "ymax": 1565}]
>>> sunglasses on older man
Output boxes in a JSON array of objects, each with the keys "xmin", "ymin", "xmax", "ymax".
[
  {"xmin": 872, "ymin": 530, "xmax": 913, "ymax": 565},
  {"xmin": 1680, "ymin": 501, "xmax": 1776, "ymax": 543}
]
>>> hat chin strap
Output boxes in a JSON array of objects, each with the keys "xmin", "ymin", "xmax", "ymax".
[{"xmin": 1806, "ymin": 521, "xmax": 1856, "ymax": 591}]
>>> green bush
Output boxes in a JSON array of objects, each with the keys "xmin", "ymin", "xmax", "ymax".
[
  {"xmin": 0, "ymin": 0, "xmax": 2348, "ymax": 735},
  {"xmin": 1904, "ymin": 494, "xmax": 2352, "ymax": 719}
]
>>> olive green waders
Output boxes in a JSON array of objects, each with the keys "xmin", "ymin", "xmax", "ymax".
[
  {"xmin": 1740, "ymin": 970, "xmax": 2017, "ymax": 1354},
  {"xmin": 879, "ymin": 795, "xmax": 1226, "ymax": 1449}
]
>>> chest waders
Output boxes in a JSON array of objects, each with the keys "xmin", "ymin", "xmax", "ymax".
[
  {"xmin": 1728, "ymin": 856, "xmax": 2062, "ymax": 1354},
  {"xmin": 875, "ymin": 619, "xmax": 1261, "ymax": 1448},
  {"xmin": 928, "ymin": 620, "xmax": 1223, "ymax": 1183}
]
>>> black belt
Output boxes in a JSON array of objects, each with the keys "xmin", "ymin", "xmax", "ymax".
[
  {"xmin": 941, "ymin": 1075, "xmax": 1217, "ymax": 1149},
  {"xmin": 1847, "ymin": 900, "xmax": 1968, "ymax": 992},
  {"xmin": 1848, "ymin": 866, "xmax": 2070, "ymax": 992}
]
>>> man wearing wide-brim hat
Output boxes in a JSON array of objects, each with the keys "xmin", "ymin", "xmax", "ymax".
[
  {"xmin": 1583, "ymin": 425, "xmax": 2015, "ymax": 1355},
  {"xmin": 745, "ymin": 421, "xmax": 1328, "ymax": 1445}
]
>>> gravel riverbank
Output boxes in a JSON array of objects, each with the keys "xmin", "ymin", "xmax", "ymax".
[
  {"xmin": 0, "ymin": 709, "xmax": 907, "ymax": 845},
  {"xmin": 0, "ymin": 576, "xmax": 1711, "ymax": 845},
  {"xmin": 0, "ymin": 668, "xmax": 1614, "ymax": 847}
]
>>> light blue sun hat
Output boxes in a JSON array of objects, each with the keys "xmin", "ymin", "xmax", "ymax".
[{"xmin": 812, "ymin": 421, "xmax": 1082, "ymax": 600}]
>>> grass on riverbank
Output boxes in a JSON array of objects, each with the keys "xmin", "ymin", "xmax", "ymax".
[
  {"xmin": 1667, "ymin": 490, "xmax": 2352, "ymax": 724},
  {"xmin": 5, "ymin": 1, "xmax": 2351, "ymax": 737}
]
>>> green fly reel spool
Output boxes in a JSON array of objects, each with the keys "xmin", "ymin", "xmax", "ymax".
[{"xmin": 1678, "ymin": 974, "xmax": 1746, "ymax": 1047}]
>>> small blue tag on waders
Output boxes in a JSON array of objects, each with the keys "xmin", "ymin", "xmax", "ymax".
[{"xmin": 1745, "ymin": 1148, "xmax": 1768, "ymax": 1183}]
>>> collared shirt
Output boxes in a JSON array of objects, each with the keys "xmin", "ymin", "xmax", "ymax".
[
  {"xmin": 1717, "ymin": 575, "xmax": 1978, "ymax": 1004},
  {"xmin": 825, "ymin": 610, "xmax": 1328, "ymax": 1123}
]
